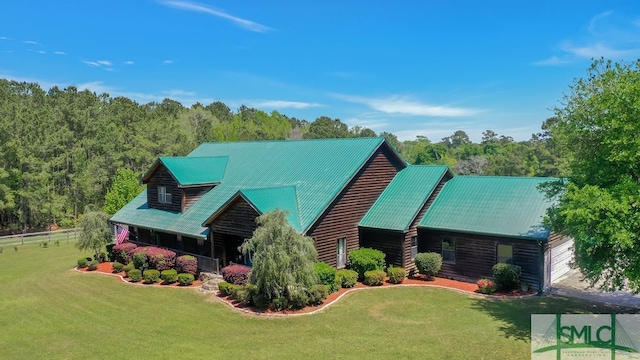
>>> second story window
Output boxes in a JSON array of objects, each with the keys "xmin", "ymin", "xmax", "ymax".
[{"xmin": 158, "ymin": 186, "xmax": 172, "ymax": 204}]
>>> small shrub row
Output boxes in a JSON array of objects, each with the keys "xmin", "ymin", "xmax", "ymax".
[
  {"xmin": 176, "ymin": 255, "xmax": 198, "ymax": 275},
  {"xmin": 129, "ymin": 246, "xmax": 177, "ymax": 271},
  {"xmin": 314, "ymin": 262, "xmax": 339, "ymax": 293},
  {"xmin": 87, "ymin": 260, "xmax": 99, "ymax": 271},
  {"xmin": 492, "ymin": 263, "xmax": 521, "ymax": 291},
  {"xmin": 348, "ymin": 248, "xmax": 386, "ymax": 281},
  {"xmin": 336, "ymin": 269, "xmax": 358, "ymax": 288},
  {"xmin": 477, "ymin": 278, "xmax": 497, "ymax": 294},
  {"xmin": 77, "ymin": 257, "xmax": 89, "ymax": 268},
  {"xmin": 128, "ymin": 269, "xmax": 143, "ymax": 282},
  {"xmin": 143, "ymin": 269, "xmax": 161, "ymax": 284},
  {"xmin": 363, "ymin": 269, "xmax": 386, "ymax": 286},
  {"xmin": 161, "ymin": 269, "xmax": 178, "ymax": 284},
  {"xmin": 112, "ymin": 261, "xmax": 125, "ymax": 273},
  {"xmin": 113, "ymin": 242, "xmax": 138, "ymax": 264},
  {"xmin": 221, "ymin": 264, "xmax": 251, "ymax": 285},
  {"xmin": 177, "ymin": 273, "xmax": 194, "ymax": 286},
  {"xmin": 387, "ymin": 266, "xmax": 406, "ymax": 284}
]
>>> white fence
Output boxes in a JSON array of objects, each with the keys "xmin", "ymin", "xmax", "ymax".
[{"xmin": 0, "ymin": 228, "xmax": 79, "ymax": 247}]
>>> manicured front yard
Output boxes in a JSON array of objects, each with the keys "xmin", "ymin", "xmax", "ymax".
[{"xmin": 0, "ymin": 242, "xmax": 635, "ymax": 359}]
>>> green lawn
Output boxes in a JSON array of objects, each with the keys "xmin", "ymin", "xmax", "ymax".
[{"xmin": 0, "ymin": 243, "xmax": 635, "ymax": 360}]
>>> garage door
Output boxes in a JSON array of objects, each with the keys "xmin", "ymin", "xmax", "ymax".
[{"xmin": 550, "ymin": 238, "xmax": 574, "ymax": 283}]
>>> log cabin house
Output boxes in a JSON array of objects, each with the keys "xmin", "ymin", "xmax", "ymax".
[{"xmin": 110, "ymin": 137, "xmax": 573, "ymax": 290}]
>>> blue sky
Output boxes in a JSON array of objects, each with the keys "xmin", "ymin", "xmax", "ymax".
[{"xmin": 2, "ymin": 1, "xmax": 640, "ymax": 142}]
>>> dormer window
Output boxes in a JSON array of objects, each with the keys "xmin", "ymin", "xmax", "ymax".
[{"xmin": 158, "ymin": 186, "xmax": 172, "ymax": 204}]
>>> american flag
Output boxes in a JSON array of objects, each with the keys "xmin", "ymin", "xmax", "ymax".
[{"xmin": 116, "ymin": 226, "xmax": 129, "ymax": 245}]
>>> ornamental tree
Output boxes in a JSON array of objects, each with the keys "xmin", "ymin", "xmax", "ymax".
[
  {"xmin": 239, "ymin": 209, "xmax": 318, "ymax": 301},
  {"xmin": 547, "ymin": 59, "xmax": 640, "ymax": 293}
]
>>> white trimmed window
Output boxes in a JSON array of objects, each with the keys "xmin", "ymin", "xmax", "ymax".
[
  {"xmin": 442, "ymin": 237, "xmax": 455, "ymax": 264},
  {"xmin": 158, "ymin": 186, "xmax": 172, "ymax": 204},
  {"xmin": 411, "ymin": 236, "xmax": 418, "ymax": 260},
  {"xmin": 497, "ymin": 244, "xmax": 513, "ymax": 264},
  {"xmin": 337, "ymin": 238, "xmax": 347, "ymax": 268}
]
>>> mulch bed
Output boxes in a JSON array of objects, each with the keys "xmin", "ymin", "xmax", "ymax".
[{"xmin": 76, "ymin": 261, "xmax": 203, "ymax": 288}]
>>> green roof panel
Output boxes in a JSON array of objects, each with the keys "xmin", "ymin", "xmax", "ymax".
[
  {"xmin": 359, "ymin": 165, "xmax": 449, "ymax": 231},
  {"xmin": 112, "ymin": 137, "xmax": 392, "ymax": 237},
  {"xmin": 418, "ymin": 176, "xmax": 558, "ymax": 240},
  {"xmin": 159, "ymin": 156, "xmax": 227, "ymax": 186},
  {"xmin": 240, "ymin": 186, "xmax": 301, "ymax": 232}
]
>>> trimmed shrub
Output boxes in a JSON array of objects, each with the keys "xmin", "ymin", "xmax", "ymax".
[
  {"xmin": 272, "ymin": 296, "xmax": 288, "ymax": 312},
  {"xmin": 363, "ymin": 269, "xmax": 386, "ymax": 286},
  {"xmin": 123, "ymin": 262, "xmax": 135, "ymax": 276},
  {"xmin": 143, "ymin": 269, "xmax": 161, "ymax": 284},
  {"xmin": 348, "ymin": 248, "xmax": 386, "ymax": 280},
  {"xmin": 94, "ymin": 252, "xmax": 107, "ymax": 263},
  {"xmin": 77, "ymin": 257, "xmax": 89, "ymax": 268},
  {"xmin": 176, "ymin": 255, "xmax": 198, "ymax": 276},
  {"xmin": 336, "ymin": 269, "xmax": 358, "ymax": 288},
  {"xmin": 132, "ymin": 251, "xmax": 148, "ymax": 271},
  {"xmin": 314, "ymin": 262, "xmax": 339, "ymax": 293},
  {"xmin": 477, "ymin": 278, "xmax": 497, "ymax": 294},
  {"xmin": 492, "ymin": 263, "xmax": 521, "ymax": 291},
  {"xmin": 308, "ymin": 284, "xmax": 329, "ymax": 305},
  {"xmin": 128, "ymin": 269, "xmax": 142, "ymax": 282},
  {"xmin": 144, "ymin": 247, "xmax": 176, "ymax": 271},
  {"xmin": 112, "ymin": 261, "xmax": 125, "ymax": 273},
  {"xmin": 87, "ymin": 260, "xmax": 99, "ymax": 271},
  {"xmin": 221, "ymin": 264, "xmax": 251, "ymax": 285},
  {"xmin": 218, "ymin": 281, "xmax": 235, "ymax": 296},
  {"xmin": 177, "ymin": 273, "xmax": 195, "ymax": 286},
  {"xmin": 387, "ymin": 266, "xmax": 406, "ymax": 284},
  {"xmin": 287, "ymin": 286, "xmax": 309, "ymax": 310},
  {"xmin": 229, "ymin": 284, "xmax": 254, "ymax": 306},
  {"xmin": 113, "ymin": 242, "xmax": 137, "ymax": 264},
  {"xmin": 160, "ymin": 269, "xmax": 178, "ymax": 284},
  {"xmin": 414, "ymin": 252, "xmax": 442, "ymax": 279}
]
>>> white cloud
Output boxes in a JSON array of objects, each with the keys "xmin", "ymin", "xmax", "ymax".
[
  {"xmin": 162, "ymin": 89, "xmax": 196, "ymax": 97},
  {"xmin": 0, "ymin": 36, "xmax": 11, "ymax": 40},
  {"xmin": 96, "ymin": 60, "xmax": 112, "ymax": 66},
  {"xmin": 159, "ymin": 0, "xmax": 273, "ymax": 33},
  {"xmin": 35, "ymin": 50, "xmax": 46, "ymax": 54},
  {"xmin": 124, "ymin": 60, "xmax": 134, "ymax": 65},
  {"xmin": 335, "ymin": 94, "xmax": 481, "ymax": 117},
  {"xmin": 532, "ymin": 56, "xmax": 572, "ymax": 66},
  {"xmin": 163, "ymin": 60, "xmax": 174, "ymax": 65},
  {"xmin": 560, "ymin": 42, "xmax": 640, "ymax": 59},
  {"xmin": 23, "ymin": 40, "xmax": 39, "ymax": 45},
  {"xmin": 81, "ymin": 59, "xmax": 114, "ymax": 69},
  {"xmin": 588, "ymin": 11, "xmax": 613, "ymax": 34},
  {"xmin": 250, "ymin": 100, "xmax": 322, "ymax": 109},
  {"xmin": 53, "ymin": 51, "xmax": 67, "ymax": 55}
]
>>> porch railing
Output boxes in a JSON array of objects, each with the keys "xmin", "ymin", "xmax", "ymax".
[{"xmin": 128, "ymin": 241, "xmax": 220, "ymax": 274}]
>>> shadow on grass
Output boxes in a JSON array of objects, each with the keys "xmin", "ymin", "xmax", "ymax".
[{"xmin": 469, "ymin": 294, "xmax": 640, "ymax": 342}]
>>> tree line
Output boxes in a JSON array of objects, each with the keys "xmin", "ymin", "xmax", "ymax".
[{"xmin": 0, "ymin": 78, "xmax": 562, "ymax": 231}]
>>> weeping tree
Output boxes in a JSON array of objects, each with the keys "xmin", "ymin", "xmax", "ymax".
[
  {"xmin": 240, "ymin": 209, "xmax": 318, "ymax": 302},
  {"xmin": 77, "ymin": 210, "xmax": 112, "ymax": 260}
]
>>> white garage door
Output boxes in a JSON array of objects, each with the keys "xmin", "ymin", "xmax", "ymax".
[{"xmin": 550, "ymin": 238, "xmax": 574, "ymax": 283}]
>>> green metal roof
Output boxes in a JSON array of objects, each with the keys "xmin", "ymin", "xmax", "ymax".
[
  {"xmin": 142, "ymin": 156, "xmax": 228, "ymax": 187},
  {"xmin": 359, "ymin": 165, "xmax": 450, "ymax": 231},
  {"xmin": 418, "ymin": 176, "xmax": 558, "ymax": 240},
  {"xmin": 111, "ymin": 137, "xmax": 394, "ymax": 238}
]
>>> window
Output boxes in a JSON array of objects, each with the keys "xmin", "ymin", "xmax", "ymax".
[
  {"xmin": 442, "ymin": 237, "xmax": 455, "ymax": 264},
  {"xmin": 337, "ymin": 238, "xmax": 347, "ymax": 268},
  {"xmin": 158, "ymin": 186, "xmax": 172, "ymax": 204},
  {"xmin": 410, "ymin": 236, "xmax": 418, "ymax": 260},
  {"xmin": 497, "ymin": 244, "xmax": 513, "ymax": 264}
]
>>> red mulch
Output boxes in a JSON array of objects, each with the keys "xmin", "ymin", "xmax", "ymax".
[
  {"xmin": 77, "ymin": 261, "xmax": 203, "ymax": 288},
  {"xmin": 216, "ymin": 274, "xmax": 537, "ymax": 316}
]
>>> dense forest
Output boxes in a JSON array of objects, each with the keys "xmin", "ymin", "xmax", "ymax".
[{"xmin": 0, "ymin": 78, "xmax": 563, "ymax": 231}]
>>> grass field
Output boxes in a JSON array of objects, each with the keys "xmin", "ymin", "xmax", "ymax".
[{"xmin": 0, "ymin": 242, "xmax": 635, "ymax": 360}]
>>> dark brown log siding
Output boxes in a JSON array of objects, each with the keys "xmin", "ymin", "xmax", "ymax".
[
  {"xmin": 209, "ymin": 197, "xmax": 260, "ymax": 239},
  {"xmin": 308, "ymin": 145, "xmax": 405, "ymax": 267},
  {"xmin": 147, "ymin": 164, "xmax": 181, "ymax": 212},
  {"xmin": 418, "ymin": 229, "xmax": 543, "ymax": 289},
  {"xmin": 182, "ymin": 186, "xmax": 213, "ymax": 212},
  {"xmin": 402, "ymin": 173, "xmax": 452, "ymax": 272},
  {"xmin": 359, "ymin": 228, "xmax": 404, "ymax": 267},
  {"xmin": 157, "ymin": 232, "xmax": 178, "ymax": 249}
]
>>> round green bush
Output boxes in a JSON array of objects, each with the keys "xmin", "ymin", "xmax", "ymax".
[
  {"xmin": 336, "ymin": 269, "xmax": 358, "ymax": 288},
  {"xmin": 387, "ymin": 266, "xmax": 406, "ymax": 284},
  {"xmin": 314, "ymin": 262, "xmax": 339, "ymax": 293},
  {"xmin": 87, "ymin": 260, "xmax": 99, "ymax": 271},
  {"xmin": 218, "ymin": 281, "xmax": 234, "ymax": 296},
  {"xmin": 128, "ymin": 269, "xmax": 142, "ymax": 282},
  {"xmin": 348, "ymin": 248, "xmax": 386, "ymax": 280},
  {"xmin": 123, "ymin": 262, "xmax": 135, "ymax": 276},
  {"xmin": 112, "ymin": 261, "xmax": 125, "ymax": 273},
  {"xmin": 308, "ymin": 284, "xmax": 328, "ymax": 305},
  {"xmin": 143, "ymin": 269, "xmax": 161, "ymax": 284},
  {"xmin": 414, "ymin": 252, "xmax": 442, "ymax": 279},
  {"xmin": 363, "ymin": 269, "xmax": 386, "ymax": 286},
  {"xmin": 492, "ymin": 263, "xmax": 521, "ymax": 291},
  {"xmin": 160, "ymin": 269, "xmax": 178, "ymax": 284},
  {"xmin": 132, "ymin": 252, "xmax": 148, "ymax": 270},
  {"xmin": 77, "ymin": 257, "xmax": 89, "ymax": 268},
  {"xmin": 177, "ymin": 273, "xmax": 194, "ymax": 286}
]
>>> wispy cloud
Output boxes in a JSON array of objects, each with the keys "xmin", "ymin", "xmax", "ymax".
[
  {"xmin": 81, "ymin": 59, "xmax": 113, "ymax": 69},
  {"xmin": 560, "ymin": 42, "xmax": 640, "ymax": 59},
  {"xmin": 335, "ymin": 94, "xmax": 481, "ymax": 117},
  {"xmin": 53, "ymin": 51, "xmax": 67, "ymax": 55},
  {"xmin": 0, "ymin": 36, "xmax": 11, "ymax": 40},
  {"xmin": 124, "ymin": 60, "xmax": 134, "ymax": 65},
  {"xmin": 532, "ymin": 55, "xmax": 572, "ymax": 66},
  {"xmin": 35, "ymin": 50, "xmax": 46, "ymax": 54},
  {"xmin": 250, "ymin": 100, "xmax": 322, "ymax": 109},
  {"xmin": 159, "ymin": 0, "xmax": 273, "ymax": 33},
  {"xmin": 163, "ymin": 59, "xmax": 174, "ymax": 65},
  {"xmin": 23, "ymin": 40, "xmax": 39, "ymax": 45},
  {"xmin": 162, "ymin": 89, "xmax": 196, "ymax": 97}
]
